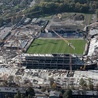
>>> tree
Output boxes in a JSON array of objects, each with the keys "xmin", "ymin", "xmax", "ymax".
[
  {"xmin": 88, "ymin": 83, "xmax": 94, "ymax": 90},
  {"xmin": 21, "ymin": 94, "xmax": 25, "ymax": 98},
  {"xmin": 26, "ymin": 87, "xmax": 35, "ymax": 97},
  {"xmin": 75, "ymin": 2, "xmax": 81, "ymax": 12},
  {"xmin": 41, "ymin": 87, "xmax": 46, "ymax": 92},
  {"xmin": 3, "ymin": 80, "xmax": 8, "ymax": 86},
  {"xmin": 8, "ymin": 75, "xmax": 14, "ymax": 83},
  {"xmin": 51, "ymin": 82, "xmax": 57, "ymax": 90},
  {"xmin": 14, "ymin": 94, "xmax": 18, "ymax": 98},
  {"xmin": 95, "ymin": 83, "xmax": 98, "ymax": 90},
  {"xmin": 63, "ymin": 89, "xmax": 72, "ymax": 98},
  {"xmin": 49, "ymin": 77, "xmax": 54, "ymax": 87},
  {"xmin": 61, "ymin": 89, "xmax": 65, "ymax": 95},
  {"xmin": 79, "ymin": 78, "xmax": 87, "ymax": 89},
  {"xmin": 14, "ymin": 91, "xmax": 21, "ymax": 98},
  {"xmin": 88, "ymin": 78, "xmax": 94, "ymax": 90},
  {"xmin": 81, "ymin": 4, "xmax": 89, "ymax": 13},
  {"xmin": 5, "ymin": 94, "xmax": 9, "ymax": 98},
  {"xmin": 27, "ymin": 95, "xmax": 32, "ymax": 98}
]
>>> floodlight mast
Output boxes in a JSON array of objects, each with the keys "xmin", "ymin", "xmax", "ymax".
[{"xmin": 52, "ymin": 29, "xmax": 75, "ymax": 74}]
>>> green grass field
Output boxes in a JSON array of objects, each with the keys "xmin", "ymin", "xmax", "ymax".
[{"xmin": 27, "ymin": 39, "xmax": 86, "ymax": 54}]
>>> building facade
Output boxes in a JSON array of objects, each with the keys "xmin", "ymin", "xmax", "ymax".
[{"xmin": 21, "ymin": 54, "xmax": 84, "ymax": 70}]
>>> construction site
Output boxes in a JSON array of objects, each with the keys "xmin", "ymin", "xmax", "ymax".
[{"xmin": 0, "ymin": 13, "xmax": 98, "ymax": 94}]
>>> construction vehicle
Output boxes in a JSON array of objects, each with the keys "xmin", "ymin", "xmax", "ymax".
[{"xmin": 52, "ymin": 29, "xmax": 75, "ymax": 75}]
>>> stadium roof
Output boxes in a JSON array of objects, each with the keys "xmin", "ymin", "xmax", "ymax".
[
  {"xmin": 22, "ymin": 54, "xmax": 53, "ymax": 57},
  {"xmin": 88, "ymin": 37, "xmax": 98, "ymax": 56},
  {"xmin": 21, "ymin": 53, "xmax": 73, "ymax": 58},
  {"xmin": 89, "ymin": 29, "xmax": 98, "ymax": 36}
]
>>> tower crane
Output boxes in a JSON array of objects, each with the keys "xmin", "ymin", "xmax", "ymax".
[{"xmin": 52, "ymin": 29, "xmax": 75, "ymax": 74}]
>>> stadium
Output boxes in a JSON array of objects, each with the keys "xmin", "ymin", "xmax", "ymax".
[
  {"xmin": 27, "ymin": 25, "xmax": 86, "ymax": 55},
  {"xmin": 23, "ymin": 17, "xmax": 97, "ymax": 70},
  {"xmin": 21, "ymin": 53, "xmax": 96, "ymax": 70}
]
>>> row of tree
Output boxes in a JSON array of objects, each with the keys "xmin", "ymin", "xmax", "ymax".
[
  {"xmin": 49, "ymin": 77, "xmax": 96, "ymax": 91},
  {"xmin": 79, "ymin": 78, "xmax": 94, "ymax": 90},
  {"xmin": 1, "ymin": 0, "xmax": 98, "ymax": 27},
  {"xmin": 24, "ymin": 0, "xmax": 98, "ymax": 16}
]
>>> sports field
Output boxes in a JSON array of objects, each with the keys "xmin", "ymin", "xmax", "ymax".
[{"xmin": 27, "ymin": 39, "xmax": 86, "ymax": 54}]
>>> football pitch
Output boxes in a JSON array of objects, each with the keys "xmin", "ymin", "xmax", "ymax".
[{"xmin": 27, "ymin": 39, "xmax": 86, "ymax": 54}]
